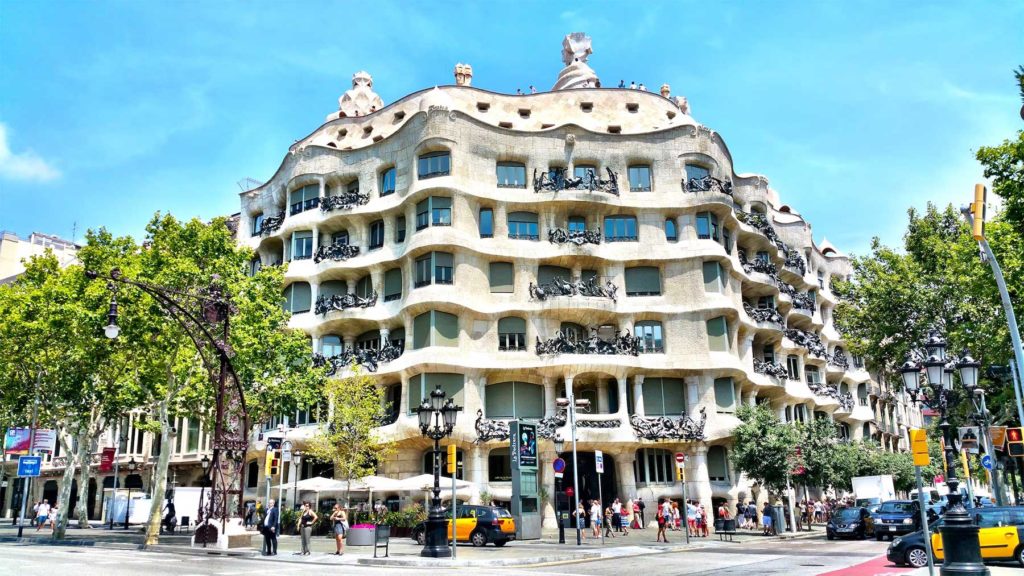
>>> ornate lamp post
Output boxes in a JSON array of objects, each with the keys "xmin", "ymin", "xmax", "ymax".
[
  {"xmin": 900, "ymin": 329, "xmax": 989, "ymax": 576},
  {"xmin": 87, "ymin": 268, "xmax": 249, "ymax": 546},
  {"xmin": 124, "ymin": 457, "xmax": 138, "ymax": 530},
  {"xmin": 416, "ymin": 385, "xmax": 461, "ymax": 558},
  {"xmin": 553, "ymin": 434, "xmax": 565, "ymax": 544}
]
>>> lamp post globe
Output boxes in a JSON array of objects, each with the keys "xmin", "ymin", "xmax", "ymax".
[
  {"xmin": 900, "ymin": 360, "xmax": 921, "ymax": 391},
  {"xmin": 957, "ymin": 351, "xmax": 981, "ymax": 391}
]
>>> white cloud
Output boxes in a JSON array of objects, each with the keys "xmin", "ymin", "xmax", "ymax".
[{"xmin": 0, "ymin": 123, "xmax": 60, "ymax": 182}]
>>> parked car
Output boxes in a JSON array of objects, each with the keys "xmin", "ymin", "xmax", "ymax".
[
  {"xmin": 826, "ymin": 506, "xmax": 875, "ymax": 540},
  {"xmin": 931, "ymin": 506, "xmax": 1024, "ymax": 567},
  {"xmin": 887, "ymin": 519, "xmax": 942, "ymax": 568},
  {"xmin": 872, "ymin": 500, "xmax": 930, "ymax": 540},
  {"xmin": 411, "ymin": 505, "xmax": 516, "ymax": 547}
]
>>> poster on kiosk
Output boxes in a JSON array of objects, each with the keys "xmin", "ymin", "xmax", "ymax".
[{"xmin": 510, "ymin": 421, "xmax": 540, "ymax": 539}]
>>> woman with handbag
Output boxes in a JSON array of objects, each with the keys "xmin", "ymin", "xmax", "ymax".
[
  {"xmin": 329, "ymin": 503, "xmax": 347, "ymax": 555},
  {"xmin": 296, "ymin": 502, "xmax": 318, "ymax": 555}
]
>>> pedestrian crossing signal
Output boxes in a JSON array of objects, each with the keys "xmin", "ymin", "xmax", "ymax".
[
  {"xmin": 1008, "ymin": 427, "xmax": 1024, "ymax": 458},
  {"xmin": 971, "ymin": 184, "xmax": 987, "ymax": 241},
  {"xmin": 266, "ymin": 449, "xmax": 281, "ymax": 476}
]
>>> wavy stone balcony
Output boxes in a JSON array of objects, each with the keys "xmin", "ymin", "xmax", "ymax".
[
  {"xmin": 547, "ymin": 227, "xmax": 601, "ymax": 246},
  {"xmin": 784, "ymin": 328, "xmax": 828, "ymax": 358},
  {"xmin": 535, "ymin": 329, "xmax": 640, "ymax": 356},
  {"xmin": 313, "ymin": 343, "xmax": 403, "ymax": 375},
  {"xmin": 682, "ymin": 175, "xmax": 733, "ymax": 196},
  {"xmin": 314, "ymin": 243, "xmax": 361, "ymax": 263},
  {"xmin": 533, "ymin": 167, "xmax": 620, "ymax": 196},
  {"xmin": 753, "ymin": 358, "xmax": 789, "ymax": 380},
  {"xmin": 321, "ymin": 190, "xmax": 370, "ymax": 212},
  {"xmin": 315, "ymin": 291, "xmax": 378, "ymax": 315},
  {"xmin": 528, "ymin": 276, "xmax": 618, "ymax": 302}
]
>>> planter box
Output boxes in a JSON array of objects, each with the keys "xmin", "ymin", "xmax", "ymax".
[{"xmin": 347, "ymin": 526, "xmax": 376, "ymax": 546}]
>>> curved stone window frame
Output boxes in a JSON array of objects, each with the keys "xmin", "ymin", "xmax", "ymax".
[
  {"xmin": 634, "ymin": 448, "xmax": 675, "ymax": 484},
  {"xmin": 706, "ymin": 315, "xmax": 730, "ymax": 351},
  {"xmin": 289, "ymin": 183, "xmax": 320, "ymax": 216},
  {"xmin": 702, "ymin": 260, "xmax": 724, "ymax": 293},
  {"xmin": 356, "ymin": 329, "xmax": 380, "ymax": 351},
  {"xmin": 416, "ymin": 196, "xmax": 452, "ymax": 230},
  {"xmin": 496, "ymin": 161, "xmax": 527, "ymax": 189},
  {"xmin": 497, "ymin": 316, "xmax": 527, "ymax": 351},
  {"xmin": 368, "ymin": 219, "xmax": 385, "ymax": 250},
  {"xmin": 664, "ymin": 218, "xmax": 678, "ymax": 242},
  {"xmin": 283, "ymin": 282, "xmax": 311, "ymax": 314},
  {"xmin": 379, "ymin": 166, "xmax": 397, "ymax": 196},
  {"xmin": 250, "ymin": 213, "xmax": 265, "ymax": 237},
  {"xmin": 412, "ymin": 309, "xmax": 459, "ymax": 349},
  {"xmin": 628, "ymin": 164, "xmax": 652, "ymax": 192},
  {"xmin": 394, "ymin": 216, "xmax": 406, "ymax": 243},
  {"xmin": 489, "ymin": 261, "xmax": 514, "ymax": 293},
  {"xmin": 634, "ymin": 320, "xmax": 664, "ymax": 353},
  {"xmin": 507, "ymin": 211, "xmax": 539, "ymax": 241},
  {"xmin": 485, "ymin": 381, "xmax": 544, "ymax": 419},
  {"xmin": 479, "ymin": 207, "xmax": 494, "ymax": 238},
  {"xmin": 787, "ymin": 355, "xmax": 801, "ymax": 381},
  {"xmin": 384, "ymin": 267, "xmax": 403, "ymax": 302},
  {"xmin": 684, "ymin": 163, "xmax": 711, "ymax": 182},
  {"xmin": 567, "ymin": 215, "xmax": 586, "ymax": 233},
  {"xmin": 408, "ymin": 372, "xmax": 464, "ymax": 414},
  {"xmin": 290, "ymin": 230, "xmax": 313, "ymax": 261},
  {"xmin": 417, "ymin": 150, "xmax": 451, "ymax": 180},
  {"xmin": 805, "ymin": 365, "xmax": 821, "ymax": 386},
  {"xmin": 414, "ymin": 251, "xmax": 454, "ymax": 288},
  {"xmin": 707, "ymin": 445, "xmax": 730, "ymax": 482},
  {"xmin": 321, "ymin": 334, "xmax": 343, "ymax": 357},
  {"xmin": 641, "ymin": 378, "xmax": 684, "ymax": 416},
  {"xmin": 713, "ymin": 377, "xmax": 736, "ymax": 413},
  {"xmin": 604, "ymin": 215, "xmax": 638, "ymax": 242},
  {"xmin": 625, "ymin": 266, "xmax": 661, "ymax": 296},
  {"xmin": 695, "ymin": 211, "xmax": 720, "ymax": 241}
]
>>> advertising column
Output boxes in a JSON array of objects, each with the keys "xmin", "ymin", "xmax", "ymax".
[{"xmin": 510, "ymin": 421, "xmax": 540, "ymax": 539}]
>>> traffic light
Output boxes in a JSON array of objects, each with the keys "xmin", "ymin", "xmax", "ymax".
[
  {"xmin": 1008, "ymin": 427, "xmax": 1024, "ymax": 458},
  {"xmin": 909, "ymin": 428, "xmax": 930, "ymax": 466},
  {"xmin": 446, "ymin": 444, "xmax": 457, "ymax": 475},
  {"xmin": 972, "ymin": 184, "xmax": 987, "ymax": 240},
  {"xmin": 266, "ymin": 449, "xmax": 281, "ymax": 476}
]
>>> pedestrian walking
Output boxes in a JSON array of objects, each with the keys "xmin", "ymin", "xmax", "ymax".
[
  {"xmin": 35, "ymin": 499, "xmax": 50, "ymax": 532},
  {"xmin": 656, "ymin": 498, "xmax": 669, "ymax": 542},
  {"xmin": 699, "ymin": 504, "xmax": 709, "ymax": 537},
  {"xmin": 590, "ymin": 500, "xmax": 602, "ymax": 538},
  {"xmin": 48, "ymin": 500, "xmax": 59, "ymax": 532},
  {"xmin": 637, "ymin": 497, "xmax": 646, "ymax": 527},
  {"xmin": 747, "ymin": 501, "xmax": 758, "ymax": 530},
  {"xmin": 244, "ymin": 501, "xmax": 255, "ymax": 529},
  {"xmin": 611, "ymin": 498, "xmax": 622, "ymax": 532},
  {"xmin": 761, "ymin": 501, "xmax": 773, "ymax": 536},
  {"xmin": 261, "ymin": 499, "xmax": 279, "ymax": 556},
  {"xmin": 794, "ymin": 501, "xmax": 803, "ymax": 531},
  {"xmin": 296, "ymin": 501, "xmax": 317, "ymax": 555},
  {"xmin": 603, "ymin": 506, "xmax": 614, "ymax": 538},
  {"xmin": 573, "ymin": 502, "xmax": 587, "ymax": 541},
  {"xmin": 330, "ymin": 503, "xmax": 347, "ymax": 555},
  {"xmin": 631, "ymin": 499, "xmax": 642, "ymax": 529}
]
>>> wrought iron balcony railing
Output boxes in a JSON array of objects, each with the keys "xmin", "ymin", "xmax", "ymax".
[
  {"xmin": 753, "ymin": 358, "xmax": 789, "ymax": 379},
  {"xmin": 682, "ymin": 175, "xmax": 733, "ymax": 196},
  {"xmin": 321, "ymin": 190, "xmax": 370, "ymax": 212},
  {"xmin": 259, "ymin": 212, "xmax": 285, "ymax": 236},
  {"xmin": 533, "ymin": 167, "xmax": 620, "ymax": 195},
  {"xmin": 312, "ymin": 343, "xmax": 403, "ymax": 375},
  {"xmin": 290, "ymin": 197, "xmax": 320, "ymax": 216},
  {"xmin": 784, "ymin": 328, "xmax": 828, "ymax": 358},
  {"xmin": 829, "ymin": 350, "xmax": 850, "ymax": 370},
  {"xmin": 631, "ymin": 407, "xmax": 707, "ymax": 441},
  {"xmin": 508, "ymin": 233, "xmax": 540, "ymax": 241},
  {"xmin": 743, "ymin": 303, "xmax": 785, "ymax": 325},
  {"xmin": 738, "ymin": 249, "xmax": 779, "ymax": 278},
  {"xmin": 784, "ymin": 248, "xmax": 807, "ymax": 276},
  {"xmin": 791, "ymin": 292, "xmax": 816, "ymax": 312},
  {"xmin": 314, "ymin": 243, "xmax": 360, "ymax": 263},
  {"xmin": 529, "ymin": 276, "xmax": 618, "ymax": 302},
  {"xmin": 315, "ymin": 291, "xmax": 378, "ymax": 315},
  {"xmin": 535, "ymin": 329, "xmax": 640, "ymax": 356},
  {"xmin": 548, "ymin": 227, "xmax": 601, "ymax": 246}
]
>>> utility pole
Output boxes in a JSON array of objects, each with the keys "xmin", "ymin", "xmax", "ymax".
[{"xmin": 17, "ymin": 376, "xmax": 39, "ymax": 538}]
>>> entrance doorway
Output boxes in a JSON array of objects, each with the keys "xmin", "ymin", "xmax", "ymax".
[
  {"xmin": 42, "ymin": 480, "xmax": 58, "ymax": 505},
  {"xmin": 558, "ymin": 451, "xmax": 617, "ymax": 509}
]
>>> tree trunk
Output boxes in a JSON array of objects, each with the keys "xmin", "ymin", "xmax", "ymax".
[
  {"xmin": 73, "ymin": 428, "xmax": 92, "ymax": 528},
  {"xmin": 53, "ymin": 427, "xmax": 83, "ymax": 540},
  {"xmin": 144, "ymin": 397, "xmax": 174, "ymax": 545}
]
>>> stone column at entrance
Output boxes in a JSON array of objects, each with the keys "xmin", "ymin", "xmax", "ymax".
[
  {"xmin": 689, "ymin": 445, "xmax": 713, "ymax": 513},
  {"xmin": 597, "ymin": 380, "xmax": 609, "ymax": 413},
  {"xmin": 632, "ymin": 375, "xmax": 645, "ymax": 416},
  {"xmin": 467, "ymin": 445, "xmax": 484, "ymax": 504},
  {"xmin": 616, "ymin": 377, "xmax": 628, "ymax": 418},
  {"xmin": 540, "ymin": 451, "xmax": 556, "ymax": 529},
  {"xmin": 617, "ymin": 452, "xmax": 637, "ymax": 501},
  {"xmin": 543, "ymin": 378, "xmax": 556, "ymax": 418}
]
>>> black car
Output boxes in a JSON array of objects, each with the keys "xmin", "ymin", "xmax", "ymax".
[
  {"xmin": 826, "ymin": 506, "xmax": 874, "ymax": 540},
  {"xmin": 872, "ymin": 500, "xmax": 929, "ymax": 540},
  {"xmin": 887, "ymin": 520, "xmax": 942, "ymax": 568}
]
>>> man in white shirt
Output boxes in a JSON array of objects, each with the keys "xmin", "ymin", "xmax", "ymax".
[
  {"xmin": 35, "ymin": 500, "xmax": 50, "ymax": 532},
  {"xmin": 590, "ymin": 500, "xmax": 602, "ymax": 537}
]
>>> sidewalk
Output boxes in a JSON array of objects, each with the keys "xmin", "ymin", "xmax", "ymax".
[{"xmin": 0, "ymin": 521, "xmax": 814, "ymax": 567}]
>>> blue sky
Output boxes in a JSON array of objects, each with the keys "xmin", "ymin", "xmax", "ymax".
[{"xmin": 1, "ymin": 1, "xmax": 1021, "ymax": 255}]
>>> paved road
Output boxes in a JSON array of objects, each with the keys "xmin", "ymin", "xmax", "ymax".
[{"xmin": 0, "ymin": 536, "xmax": 890, "ymax": 576}]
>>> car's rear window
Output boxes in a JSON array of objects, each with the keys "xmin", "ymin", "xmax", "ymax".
[
  {"xmin": 836, "ymin": 508, "xmax": 861, "ymax": 520},
  {"xmin": 493, "ymin": 508, "xmax": 513, "ymax": 518},
  {"xmin": 878, "ymin": 502, "xmax": 914, "ymax": 514}
]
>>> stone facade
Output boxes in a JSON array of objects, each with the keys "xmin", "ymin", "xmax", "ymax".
[{"xmin": 235, "ymin": 68, "xmax": 923, "ymax": 525}]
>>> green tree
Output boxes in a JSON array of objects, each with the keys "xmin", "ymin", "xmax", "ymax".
[
  {"xmin": 306, "ymin": 365, "xmax": 395, "ymax": 508},
  {"xmin": 730, "ymin": 404, "xmax": 800, "ymax": 492}
]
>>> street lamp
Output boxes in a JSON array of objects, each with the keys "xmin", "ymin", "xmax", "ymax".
[
  {"xmin": 124, "ymin": 457, "xmax": 138, "ymax": 530},
  {"xmin": 87, "ymin": 268, "xmax": 250, "ymax": 543},
  {"xmin": 900, "ymin": 329, "xmax": 989, "ymax": 576},
  {"xmin": 415, "ymin": 385, "xmax": 461, "ymax": 558},
  {"xmin": 556, "ymin": 394, "xmax": 590, "ymax": 546},
  {"xmin": 553, "ymin": 434, "xmax": 565, "ymax": 544}
]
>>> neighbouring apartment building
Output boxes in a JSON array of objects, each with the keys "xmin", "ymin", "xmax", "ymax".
[{"xmin": 0, "ymin": 34, "xmax": 922, "ymax": 527}]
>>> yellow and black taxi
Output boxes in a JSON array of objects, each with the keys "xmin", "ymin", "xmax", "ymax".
[
  {"xmin": 931, "ymin": 506, "xmax": 1024, "ymax": 566},
  {"xmin": 411, "ymin": 505, "xmax": 517, "ymax": 547}
]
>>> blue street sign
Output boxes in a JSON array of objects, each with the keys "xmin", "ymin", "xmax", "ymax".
[
  {"xmin": 17, "ymin": 455, "xmax": 41, "ymax": 477},
  {"xmin": 552, "ymin": 458, "xmax": 566, "ymax": 473},
  {"xmin": 981, "ymin": 454, "xmax": 993, "ymax": 471}
]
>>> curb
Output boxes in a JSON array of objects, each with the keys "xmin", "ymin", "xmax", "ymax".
[{"xmin": 356, "ymin": 552, "xmax": 603, "ymax": 567}]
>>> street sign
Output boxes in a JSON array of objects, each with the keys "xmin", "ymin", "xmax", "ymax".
[
  {"xmin": 595, "ymin": 450, "xmax": 604, "ymax": 474},
  {"xmin": 281, "ymin": 440, "xmax": 292, "ymax": 462},
  {"xmin": 981, "ymin": 454, "xmax": 993, "ymax": 471},
  {"xmin": 17, "ymin": 455, "xmax": 41, "ymax": 477},
  {"xmin": 552, "ymin": 457, "xmax": 565, "ymax": 479},
  {"xmin": 675, "ymin": 452, "xmax": 686, "ymax": 468},
  {"xmin": 266, "ymin": 437, "xmax": 282, "ymax": 450},
  {"xmin": 99, "ymin": 447, "xmax": 116, "ymax": 473},
  {"xmin": 990, "ymin": 427, "xmax": 1007, "ymax": 450},
  {"xmin": 910, "ymin": 428, "xmax": 930, "ymax": 467}
]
